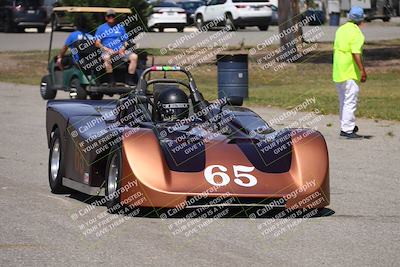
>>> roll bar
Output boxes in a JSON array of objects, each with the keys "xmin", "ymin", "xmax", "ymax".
[{"xmin": 134, "ymin": 66, "xmax": 211, "ymax": 119}]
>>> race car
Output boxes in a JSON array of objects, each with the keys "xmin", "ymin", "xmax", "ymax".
[{"xmin": 46, "ymin": 66, "xmax": 329, "ymax": 213}]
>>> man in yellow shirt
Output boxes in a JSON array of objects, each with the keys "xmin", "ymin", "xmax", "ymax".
[{"xmin": 333, "ymin": 6, "xmax": 367, "ymax": 139}]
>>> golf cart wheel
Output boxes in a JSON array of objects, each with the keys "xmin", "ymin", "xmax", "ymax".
[
  {"xmin": 258, "ymin": 25, "xmax": 269, "ymax": 31},
  {"xmin": 105, "ymin": 146, "xmax": 123, "ymax": 214},
  {"xmin": 195, "ymin": 15, "xmax": 204, "ymax": 30},
  {"xmin": 70, "ymin": 78, "xmax": 87, "ymax": 100},
  {"xmin": 158, "ymin": 27, "xmax": 164, "ymax": 32},
  {"xmin": 48, "ymin": 128, "xmax": 70, "ymax": 194},
  {"xmin": 177, "ymin": 27, "xmax": 184, "ymax": 32},
  {"xmin": 40, "ymin": 75, "xmax": 57, "ymax": 100},
  {"xmin": 225, "ymin": 13, "xmax": 236, "ymax": 31},
  {"xmin": 90, "ymin": 93, "xmax": 104, "ymax": 100},
  {"xmin": 37, "ymin": 26, "xmax": 46, "ymax": 33}
]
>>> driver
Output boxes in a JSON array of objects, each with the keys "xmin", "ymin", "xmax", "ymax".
[
  {"xmin": 156, "ymin": 87, "xmax": 189, "ymax": 122},
  {"xmin": 95, "ymin": 9, "xmax": 138, "ymax": 86}
]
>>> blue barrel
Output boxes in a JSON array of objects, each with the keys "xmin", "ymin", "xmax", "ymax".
[
  {"xmin": 329, "ymin": 12, "xmax": 340, "ymax": 26},
  {"xmin": 217, "ymin": 54, "xmax": 248, "ymax": 99}
]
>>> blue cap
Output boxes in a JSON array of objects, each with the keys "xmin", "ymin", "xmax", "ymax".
[{"xmin": 348, "ymin": 6, "xmax": 364, "ymax": 22}]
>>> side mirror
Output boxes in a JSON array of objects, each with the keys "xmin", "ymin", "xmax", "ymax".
[{"xmin": 226, "ymin": 96, "xmax": 243, "ymax": 106}]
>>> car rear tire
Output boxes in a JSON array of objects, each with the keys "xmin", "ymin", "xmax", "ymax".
[
  {"xmin": 177, "ymin": 27, "xmax": 184, "ymax": 32},
  {"xmin": 105, "ymin": 147, "xmax": 123, "ymax": 213},
  {"xmin": 196, "ymin": 15, "xmax": 204, "ymax": 30},
  {"xmin": 90, "ymin": 93, "xmax": 104, "ymax": 100},
  {"xmin": 70, "ymin": 78, "xmax": 87, "ymax": 100},
  {"xmin": 258, "ymin": 25, "xmax": 269, "ymax": 31},
  {"xmin": 37, "ymin": 26, "xmax": 46, "ymax": 33},
  {"xmin": 49, "ymin": 128, "xmax": 70, "ymax": 194},
  {"xmin": 40, "ymin": 75, "xmax": 57, "ymax": 100}
]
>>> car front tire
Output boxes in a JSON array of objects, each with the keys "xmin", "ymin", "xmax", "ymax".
[
  {"xmin": 48, "ymin": 128, "xmax": 69, "ymax": 193},
  {"xmin": 37, "ymin": 26, "xmax": 46, "ymax": 33},
  {"xmin": 196, "ymin": 14, "xmax": 204, "ymax": 30}
]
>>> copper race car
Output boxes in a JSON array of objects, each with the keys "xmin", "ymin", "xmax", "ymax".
[{"xmin": 46, "ymin": 66, "xmax": 329, "ymax": 212}]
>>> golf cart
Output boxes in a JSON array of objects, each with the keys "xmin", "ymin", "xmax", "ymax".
[{"xmin": 40, "ymin": 6, "xmax": 149, "ymax": 100}]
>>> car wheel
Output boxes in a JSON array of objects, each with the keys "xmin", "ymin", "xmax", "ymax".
[
  {"xmin": 258, "ymin": 25, "xmax": 269, "ymax": 31},
  {"xmin": 90, "ymin": 93, "xmax": 104, "ymax": 100},
  {"xmin": 4, "ymin": 17, "xmax": 15, "ymax": 33},
  {"xmin": 37, "ymin": 26, "xmax": 46, "ymax": 33},
  {"xmin": 382, "ymin": 17, "xmax": 390, "ymax": 22},
  {"xmin": 196, "ymin": 14, "xmax": 204, "ymax": 30},
  {"xmin": 225, "ymin": 13, "xmax": 236, "ymax": 31},
  {"xmin": 105, "ymin": 148, "xmax": 123, "ymax": 213},
  {"xmin": 48, "ymin": 128, "xmax": 69, "ymax": 193},
  {"xmin": 70, "ymin": 78, "xmax": 87, "ymax": 99},
  {"xmin": 177, "ymin": 27, "xmax": 184, "ymax": 32},
  {"xmin": 158, "ymin": 27, "xmax": 164, "ymax": 32},
  {"xmin": 40, "ymin": 75, "xmax": 57, "ymax": 100}
]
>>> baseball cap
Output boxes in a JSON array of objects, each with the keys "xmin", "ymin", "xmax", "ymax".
[
  {"xmin": 348, "ymin": 6, "xmax": 364, "ymax": 22},
  {"xmin": 106, "ymin": 9, "xmax": 116, "ymax": 16}
]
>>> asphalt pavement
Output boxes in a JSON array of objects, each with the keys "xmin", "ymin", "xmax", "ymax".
[
  {"xmin": 0, "ymin": 82, "xmax": 399, "ymax": 266},
  {"xmin": 1, "ymin": 25, "xmax": 400, "ymax": 51}
]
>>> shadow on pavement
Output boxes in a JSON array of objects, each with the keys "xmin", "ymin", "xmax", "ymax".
[{"xmin": 67, "ymin": 192, "xmax": 335, "ymax": 219}]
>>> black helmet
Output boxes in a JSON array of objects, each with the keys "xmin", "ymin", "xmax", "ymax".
[{"xmin": 156, "ymin": 87, "xmax": 189, "ymax": 122}]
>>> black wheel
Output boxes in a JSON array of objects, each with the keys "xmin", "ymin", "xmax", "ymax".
[
  {"xmin": 70, "ymin": 78, "xmax": 87, "ymax": 99},
  {"xmin": 196, "ymin": 14, "xmax": 204, "ymax": 30},
  {"xmin": 382, "ymin": 17, "xmax": 390, "ymax": 22},
  {"xmin": 40, "ymin": 75, "xmax": 57, "ymax": 100},
  {"xmin": 225, "ymin": 13, "xmax": 236, "ymax": 31},
  {"xmin": 4, "ymin": 17, "xmax": 15, "ymax": 33},
  {"xmin": 105, "ymin": 147, "xmax": 123, "ymax": 213},
  {"xmin": 48, "ymin": 128, "xmax": 69, "ymax": 193},
  {"xmin": 177, "ymin": 27, "xmax": 184, "ymax": 32},
  {"xmin": 37, "ymin": 26, "xmax": 46, "ymax": 33},
  {"xmin": 258, "ymin": 25, "xmax": 269, "ymax": 31},
  {"xmin": 90, "ymin": 93, "xmax": 104, "ymax": 100},
  {"xmin": 158, "ymin": 27, "xmax": 164, "ymax": 32}
]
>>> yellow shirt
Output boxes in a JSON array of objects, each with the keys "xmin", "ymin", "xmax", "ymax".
[{"xmin": 332, "ymin": 22, "xmax": 365, "ymax": 83}]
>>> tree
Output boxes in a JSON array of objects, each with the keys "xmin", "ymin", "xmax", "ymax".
[{"xmin": 277, "ymin": 0, "xmax": 302, "ymax": 62}]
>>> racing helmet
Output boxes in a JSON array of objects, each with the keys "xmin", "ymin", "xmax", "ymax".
[{"xmin": 156, "ymin": 87, "xmax": 189, "ymax": 121}]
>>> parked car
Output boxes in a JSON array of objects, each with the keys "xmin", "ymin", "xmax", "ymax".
[
  {"xmin": 177, "ymin": 0, "xmax": 205, "ymax": 25},
  {"xmin": 0, "ymin": 0, "xmax": 48, "ymax": 33},
  {"xmin": 148, "ymin": 1, "xmax": 187, "ymax": 32},
  {"xmin": 194, "ymin": 0, "xmax": 273, "ymax": 31}
]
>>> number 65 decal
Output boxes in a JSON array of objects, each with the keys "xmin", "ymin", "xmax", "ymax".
[{"xmin": 204, "ymin": 165, "xmax": 257, "ymax": 187}]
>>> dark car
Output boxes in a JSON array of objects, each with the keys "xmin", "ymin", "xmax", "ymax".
[
  {"xmin": 0, "ymin": 0, "xmax": 48, "ymax": 32},
  {"xmin": 177, "ymin": 0, "xmax": 205, "ymax": 25}
]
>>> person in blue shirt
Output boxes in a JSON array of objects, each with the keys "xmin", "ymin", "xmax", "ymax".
[
  {"xmin": 56, "ymin": 15, "xmax": 95, "ymax": 69},
  {"xmin": 95, "ymin": 9, "xmax": 138, "ymax": 86}
]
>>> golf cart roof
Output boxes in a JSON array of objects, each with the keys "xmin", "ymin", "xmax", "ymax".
[{"xmin": 52, "ymin": 6, "xmax": 132, "ymax": 14}]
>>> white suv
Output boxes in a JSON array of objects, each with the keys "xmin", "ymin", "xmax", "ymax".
[{"xmin": 194, "ymin": 0, "xmax": 273, "ymax": 31}]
